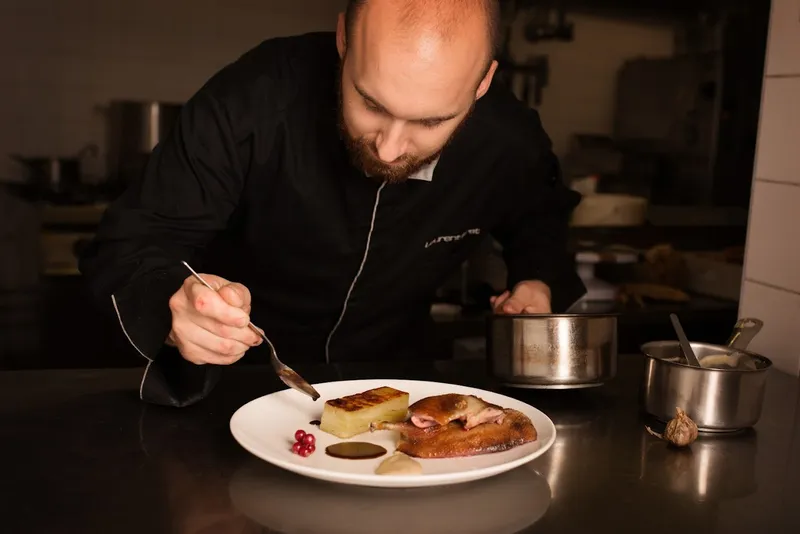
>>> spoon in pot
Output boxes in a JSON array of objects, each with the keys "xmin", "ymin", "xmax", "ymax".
[
  {"xmin": 699, "ymin": 317, "xmax": 765, "ymax": 370},
  {"xmin": 182, "ymin": 261, "xmax": 321, "ymax": 401},
  {"xmin": 670, "ymin": 313, "xmax": 701, "ymax": 368},
  {"xmin": 725, "ymin": 317, "xmax": 764, "ymax": 350}
]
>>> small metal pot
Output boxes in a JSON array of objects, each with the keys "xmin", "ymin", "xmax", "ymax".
[
  {"xmin": 640, "ymin": 319, "xmax": 772, "ymax": 432},
  {"xmin": 10, "ymin": 144, "xmax": 97, "ymax": 195},
  {"xmin": 11, "ymin": 155, "xmax": 80, "ymax": 192},
  {"xmin": 486, "ymin": 313, "xmax": 618, "ymax": 389}
]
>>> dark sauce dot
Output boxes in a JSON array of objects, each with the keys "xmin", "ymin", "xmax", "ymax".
[{"xmin": 325, "ymin": 442, "xmax": 387, "ymax": 460}]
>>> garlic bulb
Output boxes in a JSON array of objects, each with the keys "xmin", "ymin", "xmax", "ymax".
[{"xmin": 645, "ymin": 407, "xmax": 699, "ymax": 447}]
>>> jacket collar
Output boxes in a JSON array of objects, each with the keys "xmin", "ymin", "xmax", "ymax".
[{"xmin": 406, "ymin": 158, "xmax": 438, "ymax": 182}]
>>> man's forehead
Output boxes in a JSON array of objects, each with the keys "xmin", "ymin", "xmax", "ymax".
[{"xmin": 345, "ymin": 43, "xmax": 479, "ymax": 120}]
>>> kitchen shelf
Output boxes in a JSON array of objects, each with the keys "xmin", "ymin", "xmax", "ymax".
[{"xmin": 568, "ymin": 224, "xmax": 747, "ymax": 252}]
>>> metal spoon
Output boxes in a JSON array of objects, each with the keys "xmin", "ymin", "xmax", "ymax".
[
  {"xmin": 669, "ymin": 313, "xmax": 701, "ymax": 368},
  {"xmin": 181, "ymin": 261, "xmax": 320, "ymax": 401},
  {"xmin": 699, "ymin": 317, "xmax": 765, "ymax": 370}
]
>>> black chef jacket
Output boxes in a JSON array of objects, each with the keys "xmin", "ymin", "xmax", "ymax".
[{"xmin": 79, "ymin": 32, "xmax": 586, "ymax": 407}]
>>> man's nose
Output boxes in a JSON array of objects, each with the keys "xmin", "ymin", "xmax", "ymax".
[{"xmin": 374, "ymin": 122, "xmax": 408, "ymax": 162}]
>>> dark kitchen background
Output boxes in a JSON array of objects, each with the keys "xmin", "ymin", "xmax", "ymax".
[{"xmin": 1, "ymin": 0, "xmax": 798, "ymax": 376}]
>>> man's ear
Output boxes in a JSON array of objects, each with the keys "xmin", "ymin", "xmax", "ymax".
[
  {"xmin": 475, "ymin": 60, "xmax": 498, "ymax": 100},
  {"xmin": 336, "ymin": 13, "xmax": 346, "ymax": 59}
]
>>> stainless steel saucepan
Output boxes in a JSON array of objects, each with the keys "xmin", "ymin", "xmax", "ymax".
[
  {"xmin": 640, "ymin": 318, "xmax": 771, "ymax": 432},
  {"xmin": 486, "ymin": 313, "xmax": 619, "ymax": 389}
]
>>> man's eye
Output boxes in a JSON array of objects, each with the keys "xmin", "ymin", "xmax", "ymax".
[
  {"xmin": 419, "ymin": 120, "xmax": 443, "ymax": 129},
  {"xmin": 364, "ymin": 100, "xmax": 380, "ymax": 112}
]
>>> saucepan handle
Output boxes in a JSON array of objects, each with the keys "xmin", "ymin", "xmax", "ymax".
[{"xmin": 726, "ymin": 317, "xmax": 764, "ymax": 350}]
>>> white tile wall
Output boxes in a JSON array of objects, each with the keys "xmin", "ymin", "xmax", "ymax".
[
  {"xmin": 754, "ymin": 77, "xmax": 800, "ymax": 184},
  {"xmin": 764, "ymin": 0, "xmax": 800, "ymax": 76},
  {"xmin": 0, "ymin": 0, "xmax": 347, "ymax": 181},
  {"xmin": 740, "ymin": 0, "xmax": 800, "ymax": 376},
  {"xmin": 743, "ymin": 180, "xmax": 800, "ymax": 294}
]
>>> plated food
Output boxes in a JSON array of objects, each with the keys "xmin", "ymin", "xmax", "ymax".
[
  {"xmin": 375, "ymin": 451, "xmax": 423, "ymax": 475},
  {"xmin": 308, "ymin": 386, "xmax": 539, "ymax": 473},
  {"xmin": 229, "ymin": 378, "xmax": 556, "ymax": 488}
]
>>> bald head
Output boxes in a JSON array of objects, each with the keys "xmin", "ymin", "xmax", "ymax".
[{"xmin": 345, "ymin": 0, "xmax": 500, "ymax": 72}]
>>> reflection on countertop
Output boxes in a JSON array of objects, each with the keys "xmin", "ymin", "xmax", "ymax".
[{"xmin": 229, "ymin": 459, "xmax": 551, "ymax": 534}]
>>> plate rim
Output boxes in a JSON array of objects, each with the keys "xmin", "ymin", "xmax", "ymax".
[{"xmin": 229, "ymin": 378, "xmax": 557, "ymax": 487}]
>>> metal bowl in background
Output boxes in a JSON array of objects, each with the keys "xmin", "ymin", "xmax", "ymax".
[
  {"xmin": 640, "ymin": 340, "xmax": 772, "ymax": 432},
  {"xmin": 9, "ymin": 144, "xmax": 97, "ymax": 197},
  {"xmin": 486, "ymin": 314, "xmax": 618, "ymax": 389},
  {"xmin": 104, "ymin": 100, "xmax": 183, "ymax": 186}
]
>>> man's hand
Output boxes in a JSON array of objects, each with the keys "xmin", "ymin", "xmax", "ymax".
[
  {"xmin": 490, "ymin": 280, "xmax": 552, "ymax": 315},
  {"xmin": 167, "ymin": 274, "xmax": 262, "ymax": 365}
]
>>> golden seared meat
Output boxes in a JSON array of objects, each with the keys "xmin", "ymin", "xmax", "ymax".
[
  {"xmin": 370, "ymin": 408, "xmax": 537, "ymax": 459},
  {"xmin": 407, "ymin": 394, "xmax": 505, "ymax": 430}
]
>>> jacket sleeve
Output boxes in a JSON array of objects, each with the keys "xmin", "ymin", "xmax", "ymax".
[
  {"xmin": 490, "ymin": 136, "xmax": 587, "ymax": 314},
  {"xmin": 79, "ymin": 84, "xmax": 249, "ymax": 406}
]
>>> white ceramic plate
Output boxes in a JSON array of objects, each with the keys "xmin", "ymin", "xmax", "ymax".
[{"xmin": 229, "ymin": 379, "xmax": 557, "ymax": 488}]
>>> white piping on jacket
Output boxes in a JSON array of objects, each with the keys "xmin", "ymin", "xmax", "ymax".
[
  {"xmin": 112, "ymin": 293, "xmax": 153, "ymax": 363},
  {"xmin": 138, "ymin": 360, "xmax": 152, "ymax": 401},
  {"xmin": 324, "ymin": 181, "xmax": 386, "ymax": 363},
  {"xmin": 112, "ymin": 293, "xmax": 154, "ymax": 401}
]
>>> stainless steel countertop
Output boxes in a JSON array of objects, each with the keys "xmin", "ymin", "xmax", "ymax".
[{"xmin": 1, "ymin": 354, "xmax": 798, "ymax": 533}]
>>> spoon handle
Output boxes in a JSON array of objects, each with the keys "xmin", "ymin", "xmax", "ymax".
[
  {"xmin": 670, "ymin": 313, "xmax": 701, "ymax": 368},
  {"xmin": 726, "ymin": 317, "xmax": 764, "ymax": 350}
]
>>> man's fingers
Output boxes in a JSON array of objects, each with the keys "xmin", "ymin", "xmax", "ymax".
[
  {"xmin": 179, "ymin": 326, "xmax": 251, "ymax": 364},
  {"xmin": 491, "ymin": 291, "xmax": 510, "ymax": 312},
  {"xmin": 490, "ymin": 282, "xmax": 555, "ymax": 315},
  {"xmin": 172, "ymin": 274, "xmax": 257, "ymax": 367},
  {"xmin": 190, "ymin": 314, "xmax": 262, "ymax": 347},
  {"xmin": 183, "ymin": 272, "xmax": 231, "ymax": 291},
  {"xmin": 186, "ymin": 282, "xmax": 250, "ymax": 327},
  {"xmin": 502, "ymin": 299, "xmax": 523, "ymax": 314},
  {"xmin": 218, "ymin": 283, "xmax": 251, "ymax": 309}
]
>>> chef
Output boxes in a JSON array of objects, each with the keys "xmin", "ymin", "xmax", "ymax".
[{"xmin": 80, "ymin": 0, "xmax": 586, "ymax": 406}]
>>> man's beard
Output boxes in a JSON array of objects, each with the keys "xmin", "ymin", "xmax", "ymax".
[{"xmin": 336, "ymin": 63, "xmax": 474, "ymax": 184}]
